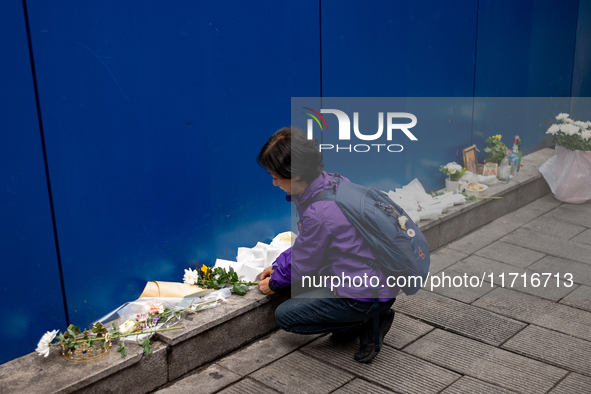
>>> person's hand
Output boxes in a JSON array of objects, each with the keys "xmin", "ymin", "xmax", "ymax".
[
  {"xmin": 258, "ymin": 277, "xmax": 276, "ymax": 295},
  {"xmin": 260, "ymin": 266, "xmax": 274, "ymax": 280}
]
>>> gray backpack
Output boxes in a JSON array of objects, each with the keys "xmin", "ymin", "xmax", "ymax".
[{"xmin": 303, "ymin": 174, "xmax": 430, "ymax": 296}]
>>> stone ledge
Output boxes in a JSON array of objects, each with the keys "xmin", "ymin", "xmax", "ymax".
[{"xmin": 0, "ymin": 149, "xmax": 555, "ymax": 394}]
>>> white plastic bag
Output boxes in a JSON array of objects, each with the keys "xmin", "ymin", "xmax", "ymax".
[{"xmin": 539, "ymin": 146, "xmax": 591, "ymax": 204}]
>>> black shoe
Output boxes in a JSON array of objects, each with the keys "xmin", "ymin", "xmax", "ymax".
[
  {"xmin": 330, "ymin": 325, "xmax": 362, "ymax": 344},
  {"xmin": 354, "ymin": 309, "xmax": 395, "ymax": 363}
]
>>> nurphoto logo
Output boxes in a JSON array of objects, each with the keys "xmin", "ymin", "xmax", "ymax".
[{"xmin": 303, "ymin": 107, "xmax": 418, "ymax": 153}]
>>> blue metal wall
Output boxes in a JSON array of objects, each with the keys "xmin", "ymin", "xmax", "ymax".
[
  {"xmin": 1, "ymin": 0, "xmax": 589, "ymax": 363},
  {"xmin": 1, "ymin": 0, "xmax": 66, "ymax": 364}
]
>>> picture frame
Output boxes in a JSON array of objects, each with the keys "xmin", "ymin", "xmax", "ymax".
[
  {"xmin": 463, "ymin": 145, "xmax": 478, "ymax": 174},
  {"xmin": 483, "ymin": 162, "xmax": 498, "ymax": 176}
]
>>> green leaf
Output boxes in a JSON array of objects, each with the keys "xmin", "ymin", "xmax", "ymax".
[
  {"xmin": 117, "ymin": 341, "xmax": 126, "ymax": 358},
  {"xmin": 139, "ymin": 339, "xmax": 153, "ymax": 356},
  {"xmin": 233, "ymin": 283, "xmax": 247, "ymax": 296},
  {"xmin": 67, "ymin": 325, "xmax": 81, "ymax": 335}
]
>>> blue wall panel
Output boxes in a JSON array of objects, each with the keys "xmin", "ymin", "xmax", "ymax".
[
  {"xmin": 474, "ymin": 0, "xmax": 579, "ymax": 97},
  {"xmin": 26, "ymin": 1, "xmax": 319, "ymax": 327},
  {"xmin": 321, "ymin": 0, "xmax": 477, "ymax": 97},
  {"xmin": 473, "ymin": 0, "xmax": 579, "ymax": 157},
  {"xmin": 0, "ymin": 0, "xmax": 66, "ymax": 363},
  {"xmin": 320, "ymin": 1, "xmax": 477, "ymax": 190},
  {"xmin": 571, "ymin": 0, "xmax": 591, "ymax": 121},
  {"xmin": 573, "ymin": 0, "xmax": 591, "ymax": 98}
]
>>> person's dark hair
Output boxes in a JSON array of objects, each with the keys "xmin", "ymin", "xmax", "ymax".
[{"xmin": 257, "ymin": 127, "xmax": 324, "ymax": 184}]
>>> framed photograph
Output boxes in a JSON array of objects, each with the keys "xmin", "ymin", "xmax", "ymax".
[
  {"xmin": 463, "ymin": 145, "xmax": 478, "ymax": 174},
  {"xmin": 483, "ymin": 162, "xmax": 498, "ymax": 176}
]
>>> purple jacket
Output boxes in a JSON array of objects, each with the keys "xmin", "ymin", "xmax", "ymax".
[{"xmin": 270, "ymin": 171, "xmax": 399, "ymax": 301}]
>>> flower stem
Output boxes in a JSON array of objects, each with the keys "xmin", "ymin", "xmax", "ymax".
[{"xmin": 50, "ymin": 327, "xmax": 184, "ymax": 346}]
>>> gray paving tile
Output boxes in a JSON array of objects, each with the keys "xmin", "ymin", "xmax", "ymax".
[
  {"xmin": 426, "ymin": 268, "xmax": 496, "ymax": 304},
  {"xmin": 571, "ymin": 229, "xmax": 591, "ymax": 246},
  {"xmin": 475, "ymin": 240, "xmax": 546, "ymax": 268},
  {"xmin": 559, "ymin": 285, "xmax": 591, "ymax": 312},
  {"xmin": 447, "ymin": 219, "xmax": 517, "ymax": 255},
  {"xmin": 218, "ymin": 330, "xmax": 320, "ymax": 376},
  {"xmin": 529, "ymin": 256, "xmax": 591, "ymax": 286},
  {"xmin": 501, "ymin": 228, "xmax": 591, "ymax": 266},
  {"xmin": 331, "ymin": 379, "xmax": 397, "ymax": 394},
  {"xmin": 429, "ymin": 248, "xmax": 468, "ymax": 274},
  {"xmin": 393, "ymin": 290, "xmax": 526, "ymax": 346},
  {"xmin": 440, "ymin": 376, "xmax": 518, "ymax": 394},
  {"xmin": 550, "ymin": 203, "xmax": 591, "ymax": 226},
  {"xmin": 522, "ymin": 215, "xmax": 586, "ymax": 240},
  {"xmin": 548, "ymin": 373, "xmax": 591, "ymax": 394},
  {"xmin": 217, "ymin": 378, "xmax": 280, "ymax": 394},
  {"xmin": 404, "ymin": 329, "xmax": 566, "ymax": 394},
  {"xmin": 300, "ymin": 336, "xmax": 460, "ymax": 394},
  {"xmin": 155, "ymin": 364, "xmax": 240, "ymax": 394},
  {"xmin": 502, "ymin": 325, "xmax": 591, "ymax": 377},
  {"xmin": 447, "ymin": 255, "xmax": 575, "ymax": 301},
  {"xmin": 504, "ymin": 192, "xmax": 562, "ymax": 223},
  {"xmin": 250, "ymin": 351, "xmax": 353, "ymax": 394},
  {"xmin": 473, "ymin": 287, "xmax": 591, "ymax": 341},
  {"xmin": 444, "ymin": 190, "xmax": 558, "ymax": 256},
  {"xmin": 384, "ymin": 313, "xmax": 434, "ymax": 349}
]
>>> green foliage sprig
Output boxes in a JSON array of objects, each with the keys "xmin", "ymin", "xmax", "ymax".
[
  {"xmin": 185, "ymin": 265, "xmax": 258, "ymax": 296},
  {"xmin": 484, "ymin": 135, "xmax": 506, "ymax": 164}
]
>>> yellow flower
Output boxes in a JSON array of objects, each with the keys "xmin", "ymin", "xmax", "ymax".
[
  {"xmin": 201, "ymin": 264, "xmax": 209, "ymax": 274},
  {"xmin": 495, "ymin": 134, "xmax": 502, "ymax": 140}
]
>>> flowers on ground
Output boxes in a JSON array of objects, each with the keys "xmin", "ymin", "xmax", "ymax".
[
  {"xmin": 118, "ymin": 319, "xmax": 136, "ymax": 334},
  {"xmin": 36, "ymin": 329, "xmax": 59, "ymax": 357},
  {"xmin": 484, "ymin": 135, "xmax": 506, "ymax": 164},
  {"xmin": 149, "ymin": 303, "xmax": 164, "ymax": 315},
  {"xmin": 439, "ymin": 162, "xmax": 467, "ymax": 181},
  {"xmin": 183, "ymin": 268, "xmax": 199, "ymax": 285},
  {"xmin": 547, "ymin": 113, "xmax": 591, "ymax": 151},
  {"xmin": 183, "ymin": 264, "xmax": 257, "ymax": 296}
]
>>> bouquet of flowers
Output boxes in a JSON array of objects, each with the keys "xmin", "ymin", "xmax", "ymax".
[
  {"xmin": 36, "ymin": 302, "xmax": 184, "ymax": 359},
  {"xmin": 184, "ymin": 264, "xmax": 257, "ymax": 296},
  {"xmin": 546, "ymin": 113, "xmax": 591, "ymax": 151},
  {"xmin": 36, "ymin": 294, "xmax": 228, "ymax": 360},
  {"xmin": 484, "ymin": 135, "xmax": 506, "ymax": 164},
  {"xmin": 439, "ymin": 162, "xmax": 466, "ymax": 181}
]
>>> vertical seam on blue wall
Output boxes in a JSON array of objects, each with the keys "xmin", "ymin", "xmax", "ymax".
[
  {"xmin": 470, "ymin": 0, "xmax": 481, "ymax": 146},
  {"xmin": 21, "ymin": 0, "xmax": 70, "ymax": 327},
  {"xmin": 319, "ymin": 0, "xmax": 323, "ymax": 145},
  {"xmin": 569, "ymin": 0, "xmax": 580, "ymax": 102}
]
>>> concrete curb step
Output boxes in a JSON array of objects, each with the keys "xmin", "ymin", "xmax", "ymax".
[{"xmin": 0, "ymin": 148, "xmax": 556, "ymax": 394}]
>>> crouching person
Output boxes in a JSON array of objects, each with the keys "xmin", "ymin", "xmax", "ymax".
[{"xmin": 256, "ymin": 127, "xmax": 398, "ymax": 363}]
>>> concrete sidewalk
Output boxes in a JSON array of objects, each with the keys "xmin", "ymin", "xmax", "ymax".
[{"xmin": 156, "ymin": 194, "xmax": 591, "ymax": 394}]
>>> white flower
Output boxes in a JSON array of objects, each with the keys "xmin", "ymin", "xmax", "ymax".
[
  {"xmin": 445, "ymin": 162, "xmax": 462, "ymax": 171},
  {"xmin": 556, "ymin": 113, "xmax": 570, "ymax": 121},
  {"xmin": 119, "ymin": 319, "xmax": 136, "ymax": 334},
  {"xmin": 36, "ymin": 329, "xmax": 59, "ymax": 357},
  {"xmin": 183, "ymin": 268, "xmax": 198, "ymax": 285},
  {"xmin": 546, "ymin": 124, "xmax": 560, "ymax": 135},
  {"xmin": 560, "ymin": 124, "xmax": 580, "ymax": 136},
  {"xmin": 582, "ymin": 130, "xmax": 591, "ymax": 141},
  {"xmin": 574, "ymin": 121, "xmax": 587, "ymax": 128},
  {"xmin": 586, "ymin": 121, "xmax": 591, "ymax": 129}
]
